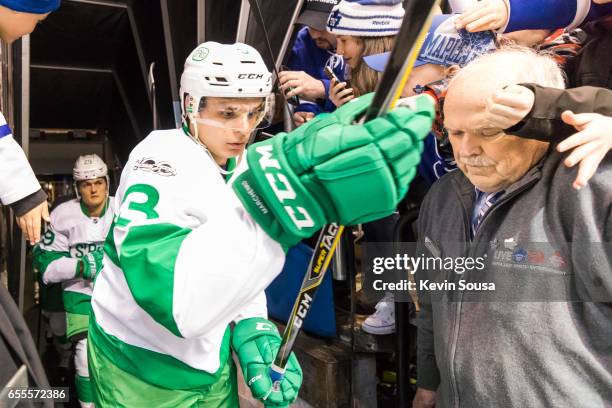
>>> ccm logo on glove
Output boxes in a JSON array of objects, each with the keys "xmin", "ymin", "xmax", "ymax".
[
  {"xmin": 248, "ymin": 374, "xmax": 263, "ymax": 386},
  {"xmin": 255, "ymin": 144, "xmax": 315, "ymax": 230},
  {"xmin": 255, "ymin": 322, "xmax": 273, "ymax": 331}
]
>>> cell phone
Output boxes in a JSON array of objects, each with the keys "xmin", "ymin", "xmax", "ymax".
[
  {"xmin": 324, "ymin": 66, "xmax": 340, "ymax": 83},
  {"xmin": 324, "ymin": 66, "xmax": 352, "ymax": 95}
]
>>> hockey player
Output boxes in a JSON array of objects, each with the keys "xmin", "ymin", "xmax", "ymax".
[
  {"xmin": 88, "ymin": 41, "xmax": 434, "ymax": 407},
  {"xmin": 0, "ymin": 0, "xmax": 61, "ymax": 244},
  {"xmin": 33, "ymin": 154, "xmax": 115, "ymax": 407}
]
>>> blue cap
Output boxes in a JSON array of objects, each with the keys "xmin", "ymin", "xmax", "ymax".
[
  {"xmin": 0, "ymin": 0, "xmax": 60, "ymax": 14},
  {"xmin": 364, "ymin": 14, "xmax": 496, "ymax": 72}
]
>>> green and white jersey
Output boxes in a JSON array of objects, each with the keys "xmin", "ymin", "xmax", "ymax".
[
  {"xmin": 34, "ymin": 197, "xmax": 115, "ymax": 338},
  {"xmin": 90, "ymin": 129, "xmax": 285, "ymax": 390}
]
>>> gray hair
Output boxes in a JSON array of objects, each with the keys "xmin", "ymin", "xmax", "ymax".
[{"xmin": 453, "ymin": 45, "xmax": 566, "ymax": 89}]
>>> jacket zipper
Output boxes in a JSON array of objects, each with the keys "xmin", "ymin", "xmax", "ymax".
[
  {"xmin": 447, "ymin": 178, "xmax": 539, "ymax": 408},
  {"xmin": 447, "ymin": 203, "xmax": 471, "ymax": 408}
]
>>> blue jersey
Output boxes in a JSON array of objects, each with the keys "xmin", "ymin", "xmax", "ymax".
[
  {"xmin": 287, "ymin": 27, "xmax": 345, "ymax": 114},
  {"xmin": 505, "ymin": 0, "xmax": 612, "ymax": 32}
]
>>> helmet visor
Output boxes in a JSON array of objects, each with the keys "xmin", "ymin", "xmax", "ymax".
[{"xmin": 193, "ymin": 94, "xmax": 274, "ymax": 132}]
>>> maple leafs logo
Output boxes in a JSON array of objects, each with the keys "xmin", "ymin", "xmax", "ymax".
[{"xmin": 328, "ymin": 10, "xmax": 342, "ymax": 30}]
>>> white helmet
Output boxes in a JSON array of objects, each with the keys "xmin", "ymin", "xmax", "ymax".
[
  {"xmin": 73, "ymin": 154, "xmax": 109, "ymax": 199},
  {"xmin": 73, "ymin": 154, "xmax": 108, "ymax": 181},
  {"xmin": 179, "ymin": 41, "xmax": 272, "ymax": 118}
]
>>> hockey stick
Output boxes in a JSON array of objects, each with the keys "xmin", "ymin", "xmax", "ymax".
[
  {"xmin": 269, "ymin": 0, "xmax": 441, "ymax": 390},
  {"xmin": 148, "ymin": 62, "xmax": 159, "ymax": 130}
]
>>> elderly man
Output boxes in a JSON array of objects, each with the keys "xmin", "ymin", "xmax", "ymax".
[{"xmin": 413, "ymin": 47, "xmax": 612, "ymax": 408}]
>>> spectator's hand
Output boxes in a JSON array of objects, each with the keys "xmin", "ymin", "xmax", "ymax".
[
  {"xmin": 16, "ymin": 201, "xmax": 50, "ymax": 245},
  {"xmin": 558, "ymin": 111, "xmax": 612, "ymax": 190},
  {"xmin": 293, "ymin": 111, "xmax": 315, "ymax": 127},
  {"xmin": 484, "ymin": 85, "xmax": 535, "ymax": 130},
  {"xmin": 329, "ymin": 78, "xmax": 355, "ymax": 107},
  {"xmin": 412, "ymin": 388, "xmax": 437, "ymax": 408},
  {"xmin": 455, "ymin": 0, "xmax": 509, "ymax": 32},
  {"xmin": 278, "ymin": 71, "xmax": 326, "ymax": 100}
]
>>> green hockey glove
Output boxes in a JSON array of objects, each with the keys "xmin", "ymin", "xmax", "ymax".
[
  {"xmin": 232, "ymin": 318, "xmax": 302, "ymax": 407},
  {"xmin": 77, "ymin": 249, "xmax": 104, "ymax": 280},
  {"xmin": 234, "ymin": 93, "xmax": 434, "ymax": 246}
]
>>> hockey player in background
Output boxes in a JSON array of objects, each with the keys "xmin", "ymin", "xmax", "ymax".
[
  {"xmin": 88, "ymin": 41, "xmax": 434, "ymax": 407},
  {"xmin": 33, "ymin": 154, "xmax": 115, "ymax": 407}
]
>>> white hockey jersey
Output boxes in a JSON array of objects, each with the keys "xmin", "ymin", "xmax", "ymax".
[
  {"xmin": 90, "ymin": 128, "xmax": 285, "ymax": 390},
  {"xmin": 0, "ymin": 112, "xmax": 42, "ymax": 204},
  {"xmin": 34, "ymin": 197, "xmax": 115, "ymax": 338}
]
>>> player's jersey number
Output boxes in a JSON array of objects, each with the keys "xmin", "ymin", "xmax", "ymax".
[{"xmin": 115, "ymin": 184, "xmax": 160, "ymax": 227}]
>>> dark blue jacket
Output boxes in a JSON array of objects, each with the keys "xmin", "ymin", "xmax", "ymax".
[{"xmin": 287, "ymin": 27, "xmax": 345, "ymax": 114}]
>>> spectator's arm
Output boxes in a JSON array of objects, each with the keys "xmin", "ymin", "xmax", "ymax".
[
  {"xmin": 10, "ymin": 189, "xmax": 47, "ymax": 217},
  {"xmin": 293, "ymin": 102, "xmax": 323, "ymax": 116},
  {"xmin": 506, "ymin": 85, "xmax": 612, "ymax": 143},
  {"xmin": 321, "ymin": 78, "xmax": 339, "ymax": 112},
  {"xmin": 457, "ymin": 0, "xmax": 610, "ymax": 33},
  {"xmin": 505, "ymin": 0, "xmax": 588, "ymax": 32}
]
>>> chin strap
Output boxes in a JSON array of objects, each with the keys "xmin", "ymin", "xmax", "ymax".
[{"xmin": 184, "ymin": 114, "xmax": 243, "ymax": 176}]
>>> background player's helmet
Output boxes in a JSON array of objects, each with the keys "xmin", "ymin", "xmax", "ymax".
[
  {"xmin": 179, "ymin": 41, "xmax": 272, "ymax": 119},
  {"xmin": 73, "ymin": 154, "xmax": 109, "ymax": 198}
]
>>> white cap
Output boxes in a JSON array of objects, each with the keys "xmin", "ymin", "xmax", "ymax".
[{"xmin": 326, "ymin": 0, "xmax": 405, "ymax": 37}]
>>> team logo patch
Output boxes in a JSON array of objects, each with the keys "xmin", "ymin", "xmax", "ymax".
[
  {"xmin": 512, "ymin": 248, "xmax": 527, "ymax": 263},
  {"xmin": 192, "ymin": 47, "xmax": 209, "ymax": 61},
  {"xmin": 327, "ymin": 10, "xmax": 342, "ymax": 30},
  {"xmin": 133, "ymin": 157, "xmax": 177, "ymax": 177},
  {"xmin": 326, "ymin": 54, "xmax": 344, "ymax": 72}
]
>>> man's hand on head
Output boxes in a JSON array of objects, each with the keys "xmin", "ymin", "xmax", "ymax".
[
  {"xmin": 279, "ymin": 70, "xmax": 326, "ymax": 100},
  {"xmin": 484, "ymin": 84, "xmax": 535, "ymax": 130},
  {"xmin": 558, "ymin": 111, "xmax": 612, "ymax": 190},
  {"xmin": 455, "ymin": 0, "xmax": 509, "ymax": 32}
]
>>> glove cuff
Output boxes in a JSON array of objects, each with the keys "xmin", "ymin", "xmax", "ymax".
[
  {"xmin": 232, "ymin": 317, "xmax": 280, "ymax": 352},
  {"xmin": 233, "ymin": 169, "xmax": 301, "ymax": 248},
  {"xmin": 81, "ymin": 253, "xmax": 98, "ymax": 280}
]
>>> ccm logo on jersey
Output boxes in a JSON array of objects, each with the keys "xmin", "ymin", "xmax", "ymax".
[
  {"xmin": 255, "ymin": 144, "xmax": 314, "ymax": 230},
  {"xmin": 238, "ymin": 73, "xmax": 264, "ymax": 79}
]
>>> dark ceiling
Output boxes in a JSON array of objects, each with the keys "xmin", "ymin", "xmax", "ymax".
[{"xmin": 25, "ymin": 0, "xmax": 298, "ymax": 162}]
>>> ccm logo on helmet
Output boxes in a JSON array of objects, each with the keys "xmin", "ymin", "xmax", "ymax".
[
  {"xmin": 255, "ymin": 144, "xmax": 314, "ymax": 230},
  {"xmin": 238, "ymin": 73, "xmax": 264, "ymax": 79}
]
